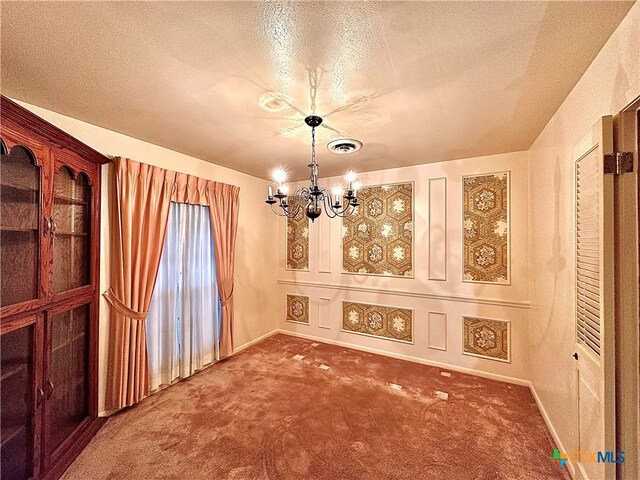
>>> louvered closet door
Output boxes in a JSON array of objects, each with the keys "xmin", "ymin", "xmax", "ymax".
[{"xmin": 574, "ymin": 116, "xmax": 615, "ymax": 480}]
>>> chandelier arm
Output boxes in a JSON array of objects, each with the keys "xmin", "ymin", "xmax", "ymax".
[
  {"xmin": 269, "ymin": 203, "xmax": 298, "ymax": 218},
  {"xmin": 331, "ymin": 204, "xmax": 356, "ymax": 218},
  {"xmin": 340, "ymin": 201, "xmax": 356, "ymax": 215},
  {"xmin": 276, "ymin": 205, "xmax": 296, "ymax": 218},
  {"xmin": 323, "ymin": 193, "xmax": 340, "ymax": 218},
  {"xmin": 323, "ymin": 188, "xmax": 357, "ymax": 217},
  {"xmin": 342, "ymin": 203, "xmax": 358, "ymax": 217},
  {"xmin": 324, "ymin": 191, "xmax": 358, "ymax": 218},
  {"xmin": 298, "ymin": 187, "xmax": 311, "ymax": 200},
  {"xmin": 285, "ymin": 201, "xmax": 303, "ymax": 218},
  {"xmin": 280, "ymin": 188, "xmax": 309, "ymax": 218}
]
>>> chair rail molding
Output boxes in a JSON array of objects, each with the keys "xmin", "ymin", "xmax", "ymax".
[{"xmin": 277, "ymin": 279, "xmax": 530, "ymax": 309}]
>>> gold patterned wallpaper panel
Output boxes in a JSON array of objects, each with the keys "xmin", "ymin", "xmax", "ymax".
[
  {"xmin": 463, "ymin": 172, "xmax": 509, "ymax": 284},
  {"xmin": 342, "ymin": 302, "xmax": 413, "ymax": 343},
  {"xmin": 342, "ymin": 183, "xmax": 413, "ymax": 276},
  {"xmin": 286, "ymin": 295, "xmax": 310, "ymax": 324},
  {"xmin": 463, "ymin": 317, "xmax": 510, "ymax": 362},
  {"xmin": 286, "ymin": 207, "xmax": 309, "ymax": 270}
]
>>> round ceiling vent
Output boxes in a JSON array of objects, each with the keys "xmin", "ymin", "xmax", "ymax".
[{"xmin": 327, "ymin": 138, "xmax": 363, "ymax": 155}]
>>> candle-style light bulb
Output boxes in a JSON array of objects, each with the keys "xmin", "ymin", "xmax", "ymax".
[
  {"xmin": 267, "ymin": 185, "xmax": 273, "ymax": 199},
  {"xmin": 345, "ymin": 170, "xmax": 356, "ymax": 190},
  {"xmin": 332, "ymin": 185, "xmax": 343, "ymax": 207},
  {"xmin": 345, "ymin": 170, "xmax": 356, "ymax": 183},
  {"xmin": 272, "ymin": 168, "xmax": 287, "ymax": 193}
]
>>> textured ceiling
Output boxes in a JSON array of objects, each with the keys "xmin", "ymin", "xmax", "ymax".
[{"xmin": 1, "ymin": 1, "xmax": 634, "ymax": 180}]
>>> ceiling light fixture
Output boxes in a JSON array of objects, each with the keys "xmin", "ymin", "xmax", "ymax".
[{"xmin": 265, "ymin": 115, "xmax": 360, "ymax": 222}]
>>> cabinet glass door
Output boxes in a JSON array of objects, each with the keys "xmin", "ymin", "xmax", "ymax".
[
  {"xmin": 1, "ymin": 324, "xmax": 36, "ymax": 480},
  {"xmin": 0, "ymin": 143, "xmax": 41, "ymax": 307},
  {"xmin": 44, "ymin": 304, "xmax": 90, "ymax": 457},
  {"xmin": 52, "ymin": 166, "xmax": 91, "ymax": 294}
]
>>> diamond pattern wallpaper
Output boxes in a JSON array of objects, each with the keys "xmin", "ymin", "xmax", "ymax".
[
  {"xmin": 342, "ymin": 302, "xmax": 413, "ymax": 343},
  {"xmin": 286, "ymin": 206, "xmax": 309, "ymax": 270},
  {"xmin": 463, "ymin": 172, "xmax": 509, "ymax": 284},
  {"xmin": 342, "ymin": 183, "xmax": 413, "ymax": 277},
  {"xmin": 286, "ymin": 295, "xmax": 309, "ymax": 324},
  {"xmin": 463, "ymin": 316, "xmax": 510, "ymax": 362}
]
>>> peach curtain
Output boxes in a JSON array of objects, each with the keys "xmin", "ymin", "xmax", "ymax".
[
  {"xmin": 105, "ymin": 159, "xmax": 240, "ymax": 410},
  {"xmin": 104, "ymin": 157, "xmax": 176, "ymax": 410},
  {"xmin": 206, "ymin": 182, "xmax": 240, "ymax": 358}
]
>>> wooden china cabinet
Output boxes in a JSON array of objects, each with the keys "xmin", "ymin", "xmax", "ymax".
[{"xmin": 0, "ymin": 96, "xmax": 109, "ymax": 480}]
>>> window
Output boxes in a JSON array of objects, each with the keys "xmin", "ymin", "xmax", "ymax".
[{"xmin": 146, "ymin": 203, "xmax": 219, "ymax": 391}]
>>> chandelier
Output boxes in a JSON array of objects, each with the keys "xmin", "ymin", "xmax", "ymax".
[{"xmin": 265, "ymin": 115, "xmax": 360, "ymax": 222}]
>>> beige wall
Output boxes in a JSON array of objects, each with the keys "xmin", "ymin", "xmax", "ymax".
[
  {"xmin": 527, "ymin": 0, "xmax": 640, "ymax": 472},
  {"xmin": 279, "ymin": 151, "xmax": 532, "ymax": 384},
  {"xmin": 10, "ymin": 0, "xmax": 639, "ymax": 447},
  {"xmin": 15, "ymin": 100, "xmax": 280, "ymax": 415},
  {"xmin": 278, "ymin": 1, "xmax": 640, "ymax": 458}
]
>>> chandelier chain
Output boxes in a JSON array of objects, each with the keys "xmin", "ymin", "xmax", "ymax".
[{"xmin": 312, "ymin": 126, "xmax": 316, "ymax": 167}]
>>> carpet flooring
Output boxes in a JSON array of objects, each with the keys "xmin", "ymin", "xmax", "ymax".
[{"xmin": 62, "ymin": 334, "xmax": 570, "ymax": 480}]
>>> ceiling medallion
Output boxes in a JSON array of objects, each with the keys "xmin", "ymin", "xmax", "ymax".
[{"xmin": 265, "ymin": 115, "xmax": 360, "ymax": 222}]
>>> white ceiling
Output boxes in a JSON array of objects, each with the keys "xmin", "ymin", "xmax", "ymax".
[{"xmin": 1, "ymin": 1, "xmax": 634, "ymax": 180}]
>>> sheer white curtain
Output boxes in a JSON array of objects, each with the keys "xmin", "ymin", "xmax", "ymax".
[{"xmin": 146, "ymin": 202, "xmax": 219, "ymax": 391}]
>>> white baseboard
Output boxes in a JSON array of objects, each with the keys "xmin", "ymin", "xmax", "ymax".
[
  {"xmin": 98, "ymin": 408, "xmax": 119, "ymax": 418},
  {"xmin": 276, "ymin": 329, "xmax": 530, "ymax": 387},
  {"xmin": 529, "ymin": 382, "xmax": 575, "ymax": 479},
  {"xmin": 234, "ymin": 329, "xmax": 280, "ymax": 353}
]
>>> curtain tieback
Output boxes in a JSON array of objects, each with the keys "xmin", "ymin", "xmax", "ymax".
[
  {"xmin": 220, "ymin": 290, "xmax": 234, "ymax": 307},
  {"xmin": 103, "ymin": 289, "xmax": 148, "ymax": 321}
]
